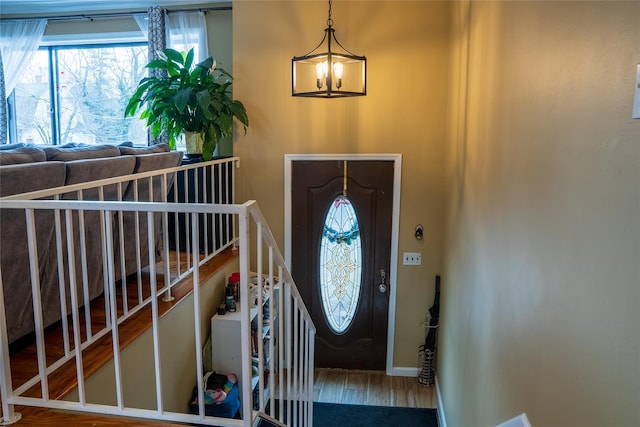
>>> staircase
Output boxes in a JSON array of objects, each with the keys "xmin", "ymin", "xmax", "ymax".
[{"xmin": 0, "ymin": 159, "xmax": 315, "ymax": 426}]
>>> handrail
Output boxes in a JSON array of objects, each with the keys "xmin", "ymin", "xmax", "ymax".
[
  {"xmin": 1, "ymin": 156, "xmax": 240, "ymax": 201},
  {"xmin": 246, "ymin": 201, "xmax": 315, "ymax": 332},
  {"xmin": 0, "ymin": 165, "xmax": 315, "ymax": 426}
]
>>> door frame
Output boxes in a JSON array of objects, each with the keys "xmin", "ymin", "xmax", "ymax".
[{"xmin": 284, "ymin": 153, "xmax": 402, "ymax": 375}]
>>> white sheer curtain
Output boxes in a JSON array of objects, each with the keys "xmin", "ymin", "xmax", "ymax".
[
  {"xmin": 133, "ymin": 10, "xmax": 209, "ymax": 62},
  {"xmin": 0, "ymin": 19, "xmax": 46, "ymax": 143},
  {"xmin": 0, "ymin": 19, "xmax": 47, "ymax": 95},
  {"xmin": 166, "ymin": 11, "xmax": 208, "ymax": 62}
]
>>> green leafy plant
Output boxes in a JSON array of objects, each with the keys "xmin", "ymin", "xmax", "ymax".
[{"xmin": 125, "ymin": 48, "xmax": 249, "ymax": 160}]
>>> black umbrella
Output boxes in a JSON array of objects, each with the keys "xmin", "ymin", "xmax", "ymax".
[{"xmin": 424, "ymin": 275, "xmax": 440, "ymax": 351}]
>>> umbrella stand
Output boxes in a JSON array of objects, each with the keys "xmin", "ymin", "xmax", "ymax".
[{"xmin": 418, "ymin": 327, "xmax": 439, "ymax": 387}]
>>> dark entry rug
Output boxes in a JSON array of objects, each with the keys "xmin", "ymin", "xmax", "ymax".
[
  {"xmin": 258, "ymin": 402, "xmax": 438, "ymax": 427},
  {"xmin": 314, "ymin": 402, "xmax": 438, "ymax": 427}
]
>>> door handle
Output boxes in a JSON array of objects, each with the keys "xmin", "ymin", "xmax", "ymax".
[{"xmin": 378, "ymin": 269, "xmax": 387, "ymax": 293}]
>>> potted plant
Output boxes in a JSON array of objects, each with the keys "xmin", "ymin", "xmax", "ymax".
[{"xmin": 125, "ymin": 48, "xmax": 249, "ymax": 160}]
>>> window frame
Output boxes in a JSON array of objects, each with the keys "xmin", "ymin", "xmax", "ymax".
[{"xmin": 6, "ymin": 40, "xmax": 148, "ymax": 146}]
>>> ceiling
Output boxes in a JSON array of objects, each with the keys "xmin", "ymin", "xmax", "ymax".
[{"xmin": 0, "ymin": 1, "xmax": 228, "ymax": 16}]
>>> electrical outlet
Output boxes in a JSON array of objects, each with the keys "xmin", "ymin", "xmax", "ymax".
[{"xmin": 403, "ymin": 252, "xmax": 422, "ymax": 266}]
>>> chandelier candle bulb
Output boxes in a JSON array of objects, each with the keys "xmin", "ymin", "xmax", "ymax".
[
  {"xmin": 316, "ymin": 63, "xmax": 325, "ymax": 88},
  {"xmin": 333, "ymin": 62, "xmax": 344, "ymax": 88}
]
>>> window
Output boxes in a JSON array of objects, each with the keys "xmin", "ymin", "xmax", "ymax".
[
  {"xmin": 319, "ymin": 195, "xmax": 362, "ymax": 334},
  {"xmin": 8, "ymin": 43, "xmax": 148, "ymax": 146}
]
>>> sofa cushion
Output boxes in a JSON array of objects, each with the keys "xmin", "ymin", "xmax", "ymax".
[
  {"xmin": 44, "ymin": 143, "xmax": 121, "ymax": 161},
  {"xmin": 132, "ymin": 151, "xmax": 183, "ymax": 174},
  {"xmin": 0, "ymin": 145, "xmax": 47, "ymax": 165},
  {"xmin": 63, "ymin": 156, "xmax": 136, "ymax": 200},
  {"xmin": 0, "ymin": 161, "xmax": 66, "ymax": 196},
  {"xmin": 123, "ymin": 151, "xmax": 183, "ymax": 202},
  {"xmin": 118, "ymin": 143, "xmax": 171, "ymax": 156}
]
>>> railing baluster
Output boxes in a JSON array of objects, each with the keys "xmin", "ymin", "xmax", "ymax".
[
  {"xmin": 293, "ymin": 299, "xmax": 299, "ymax": 427},
  {"xmin": 304, "ymin": 319, "xmax": 310, "ymax": 426},
  {"xmin": 53, "ymin": 203, "xmax": 71, "ymax": 356},
  {"xmin": 216, "ymin": 162, "xmax": 223, "ymax": 252},
  {"xmin": 117, "ymin": 182, "xmax": 128, "ymax": 315},
  {"xmin": 104, "ymin": 211, "xmax": 124, "ymax": 410},
  {"xmin": 65, "ymin": 208, "xmax": 87, "ymax": 405},
  {"xmin": 268, "ymin": 247, "xmax": 275, "ymax": 418},
  {"xmin": 147, "ymin": 211, "xmax": 164, "ymax": 415},
  {"xmin": 190, "ymin": 212, "xmax": 206, "ymax": 421},
  {"xmin": 184, "ymin": 169, "xmax": 191, "ymax": 270},
  {"xmin": 161, "ymin": 173, "xmax": 173, "ymax": 302},
  {"xmin": 257, "ymin": 222, "xmax": 264, "ymax": 412},
  {"xmin": 309, "ymin": 318, "xmax": 315, "ymax": 426},
  {"xmin": 172, "ymin": 170, "xmax": 181, "ymax": 277},
  {"xmin": 25, "ymin": 209, "xmax": 49, "ymax": 401},
  {"xmin": 203, "ymin": 165, "xmax": 209, "ymax": 256},
  {"xmin": 0, "ymin": 261, "xmax": 20, "ymax": 424},
  {"xmin": 134, "ymin": 180, "xmax": 143, "ymax": 305},
  {"xmin": 238, "ymin": 208, "xmax": 252, "ymax": 427},
  {"xmin": 99, "ymin": 186, "xmax": 111, "ymax": 329},
  {"xmin": 278, "ymin": 265, "xmax": 285, "ymax": 423},
  {"xmin": 77, "ymin": 190, "xmax": 92, "ymax": 340},
  {"xmin": 285, "ymin": 283, "xmax": 292, "ymax": 426},
  {"xmin": 232, "ymin": 160, "xmax": 238, "ymax": 249}
]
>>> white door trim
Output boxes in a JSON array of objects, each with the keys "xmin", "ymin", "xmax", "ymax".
[{"xmin": 284, "ymin": 153, "xmax": 402, "ymax": 375}]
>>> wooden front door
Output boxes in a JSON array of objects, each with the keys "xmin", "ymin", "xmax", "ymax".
[{"xmin": 291, "ymin": 160, "xmax": 394, "ymax": 370}]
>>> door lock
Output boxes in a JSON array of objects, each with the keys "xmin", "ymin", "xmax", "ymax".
[{"xmin": 378, "ymin": 269, "xmax": 387, "ymax": 293}]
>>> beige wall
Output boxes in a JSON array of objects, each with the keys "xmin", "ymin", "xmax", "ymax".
[
  {"xmin": 65, "ymin": 259, "xmax": 238, "ymax": 411},
  {"xmin": 442, "ymin": 1, "xmax": 640, "ymax": 426},
  {"xmin": 232, "ymin": 0, "xmax": 450, "ymax": 368}
]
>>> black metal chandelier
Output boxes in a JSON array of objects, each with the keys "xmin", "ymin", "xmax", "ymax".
[{"xmin": 292, "ymin": 0, "xmax": 367, "ymax": 98}]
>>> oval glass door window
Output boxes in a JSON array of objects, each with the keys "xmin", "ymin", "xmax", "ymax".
[{"xmin": 319, "ymin": 196, "xmax": 362, "ymax": 334}]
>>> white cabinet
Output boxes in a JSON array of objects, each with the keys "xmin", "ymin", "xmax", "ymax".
[{"xmin": 210, "ymin": 289, "xmax": 276, "ymax": 412}]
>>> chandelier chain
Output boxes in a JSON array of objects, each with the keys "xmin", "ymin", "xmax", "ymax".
[
  {"xmin": 343, "ymin": 160, "xmax": 348, "ymax": 197},
  {"xmin": 327, "ymin": 0, "xmax": 334, "ymax": 27}
]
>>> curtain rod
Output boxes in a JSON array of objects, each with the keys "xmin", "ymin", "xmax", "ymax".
[{"xmin": 0, "ymin": 6, "xmax": 232, "ymax": 22}]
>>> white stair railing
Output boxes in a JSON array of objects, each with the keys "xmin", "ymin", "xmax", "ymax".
[
  {"xmin": 0, "ymin": 163, "xmax": 315, "ymax": 426},
  {"xmin": 241, "ymin": 201, "xmax": 316, "ymax": 427}
]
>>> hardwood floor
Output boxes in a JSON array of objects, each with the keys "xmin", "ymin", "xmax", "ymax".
[{"xmin": 314, "ymin": 369, "xmax": 438, "ymax": 409}]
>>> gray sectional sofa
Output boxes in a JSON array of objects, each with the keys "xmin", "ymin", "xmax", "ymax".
[{"xmin": 0, "ymin": 143, "xmax": 183, "ymax": 344}]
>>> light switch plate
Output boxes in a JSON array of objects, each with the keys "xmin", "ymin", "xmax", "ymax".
[
  {"xmin": 633, "ymin": 64, "xmax": 640, "ymax": 119},
  {"xmin": 403, "ymin": 252, "xmax": 422, "ymax": 265}
]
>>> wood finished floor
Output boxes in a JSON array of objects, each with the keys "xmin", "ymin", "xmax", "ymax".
[{"xmin": 314, "ymin": 369, "xmax": 437, "ymax": 409}]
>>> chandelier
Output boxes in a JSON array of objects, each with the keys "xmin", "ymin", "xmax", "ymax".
[{"xmin": 292, "ymin": 0, "xmax": 367, "ymax": 98}]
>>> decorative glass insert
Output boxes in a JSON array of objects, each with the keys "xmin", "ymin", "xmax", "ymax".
[{"xmin": 319, "ymin": 196, "xmax": 362, "ymax": 334}]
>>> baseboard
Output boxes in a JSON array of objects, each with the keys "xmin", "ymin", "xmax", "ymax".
[
  {"xmin": 390, "ymin": 366, "xmax": 419, "ymax": 377},
  {"xmin": 435, "ymin": 376, "xmax": 447, "ymax": 427}
]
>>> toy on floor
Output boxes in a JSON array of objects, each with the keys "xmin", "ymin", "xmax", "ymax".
[
  {"xmin": 191, "ymin": 372, "xmax": 237, "ymax": 405},
  {"xmin": 223, "ymin": 373, "xmax": 237, "ymax": 394},
  {"xmin": 188, "ymin": 371, "xmax": 241, "ymax": 418}
]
